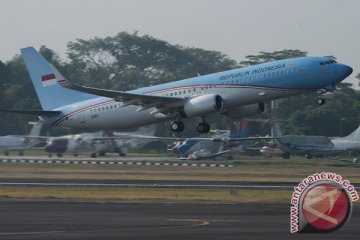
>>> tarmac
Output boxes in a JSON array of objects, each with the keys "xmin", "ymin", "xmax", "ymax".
[{"xmin": 0, "ymin": 200, "xmax": 358, "ymax": 240}]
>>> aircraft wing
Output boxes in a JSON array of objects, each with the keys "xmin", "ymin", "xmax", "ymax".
[
  {"xmin": 58, "ymin": 80, "xmax": 185, "ymax": 112},
  {"xmin": 210, "ymin": 136, "xmax": 275, "ymax": 142},
  {"xmin": 96, "ymin": 135, "xmax": 276, "ymax": 142},
  {"xmin": 91, "ymin": 134, "xmax": 175, "ymax": 141},
  {"xmin": 179, "ymin": 149, "xmax": 232, "ymax": 160},
  {"xmin": 0, "ymin": 109, "xmax": 62, "ymax": 117}
]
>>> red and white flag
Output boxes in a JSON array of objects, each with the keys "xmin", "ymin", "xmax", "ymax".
[{"xmin": 41, "ymin": 73, "xmax": 56, "ymax": 87}]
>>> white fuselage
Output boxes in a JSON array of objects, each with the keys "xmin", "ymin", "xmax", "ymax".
[
  {"xmin": 0, "ymin": 136, "xmax": 26, "ymax": 151},
  {"xmin": 50, "ymin": 86, "xmax": 300, "ymax": 130},
  {"xmin": 331, "ymin": 138, "xmax": 360, "ymax": 151},
  {"xmin": 40, "ymin": 56, "xmax": 351, "ymax": 130}
]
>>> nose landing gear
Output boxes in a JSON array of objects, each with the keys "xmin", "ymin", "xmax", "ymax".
[
  {"xmin": 316, "ymin": 89, "xmax": 327, "ymax": 105},
  {"xmin": 316, "ymin": 97, "xmax": 326, "ymax": 105}
]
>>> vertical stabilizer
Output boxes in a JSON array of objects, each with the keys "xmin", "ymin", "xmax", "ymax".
[
  {"xmin": 271, "ymin": 122, "xmax": 284, "ymax": 138},
  {"xmin": 230, "ymin": 119, "xmax": 250, "ymax": 138},
  {"xmin": 21, "ymin": 47, "xmax": 97, "ymax": 110},
  {"xmin": 341, "ymin": 125, "xmax": 360, "ymax": 141},
  {"xmin": 24, "ymin": 122, "xmax": 43, "ymax": 147}
]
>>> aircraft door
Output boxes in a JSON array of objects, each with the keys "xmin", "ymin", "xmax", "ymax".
[{"xmin": 78, "ymin": 112, "xmax": 86, "ymax": 124}]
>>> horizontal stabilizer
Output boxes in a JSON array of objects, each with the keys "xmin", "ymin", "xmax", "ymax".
[{"xmin": 0, "ymin": 109, "xmax": 62, "ymax": 117}]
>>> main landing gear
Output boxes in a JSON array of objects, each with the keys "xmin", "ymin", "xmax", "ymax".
[
  {"xmin": 196, "ymin": 121, "xmax": 210, "ymax": 134},
  {"xmin": 170, "ymin": 118, "xmax": 211, "ymax": 134},
  {"xmin": 170, "ymin": 121, "xmax": 185, "ymax": 132}
]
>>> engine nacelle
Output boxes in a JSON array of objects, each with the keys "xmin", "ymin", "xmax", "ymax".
[
  {"xmin": 225, "ymin": 103, "xmax": 265, "ymax": 119},
  {"xmin": 182, "ymin": 94, "xmax": 223, "ymax": 117}
]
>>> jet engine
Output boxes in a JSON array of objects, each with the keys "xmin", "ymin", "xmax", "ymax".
[
  {"xmin": 225, "ymin": 103, "xmax": 265, "ymax": 119},
  {"xmin": 182, "ymin": 94, "xmax": 223, "ymax": 117}
]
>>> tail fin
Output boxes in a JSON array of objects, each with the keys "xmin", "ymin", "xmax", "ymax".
[
  {"xmin": 27, "ymin": 121, "xmax": 43, "ymax": 136},
  {"xmin": 271, "ymin": 122, "xmax": 283, "ymax": 138},
  {"xmin": 21, "ymin": 47, "xmax": 97, "ymax": 110},
  {"xmin": 24, "ymin": 121, "xmax": 43, "ymax": 147},
  {"xmin": 229, "ymin": 119, "xmax": 250, "ymax": 148},
  {"xmin": 230, "ymin": 119, "xmax": 250, "ymax": 138},
  {"xmin": 341, "ymin": 125, "xmax": 360, "ymax": 141}
]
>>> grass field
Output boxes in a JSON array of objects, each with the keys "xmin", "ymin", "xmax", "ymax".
[
  {"xmin": 0, "ymin": 186, "xmax": 292, "ymax": 202},
  {"xmin": 0, "ymin": 155, "xmax": 359, "ymax": 202}
]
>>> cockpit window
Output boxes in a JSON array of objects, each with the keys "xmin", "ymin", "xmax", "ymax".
[{"xmin": 319, "ymin": 60, "xmax": 337, "ymax": 65}]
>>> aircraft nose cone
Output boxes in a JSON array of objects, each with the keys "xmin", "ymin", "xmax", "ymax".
[{"xmin": 340, "ymin": 64, "xmax": 353, "ymax": 78}]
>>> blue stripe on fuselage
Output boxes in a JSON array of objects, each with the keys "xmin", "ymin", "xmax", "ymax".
[{"xmin": 129, "ymin": 56, "xmax": 330, "ymax": 95}]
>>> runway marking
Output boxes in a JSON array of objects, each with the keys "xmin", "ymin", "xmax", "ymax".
[
  {"xmin": 0, "ymin": 182, "xmax": 318, "ymax": 189},
  {"xmin": 0, "ymin": 218, "xmax": 210, "ymax": 236},
  {"xmin": 0, "ymin": 158, "xmax": 234, "ymax": 168},
  {"xmin": 166, "ymin": 218, "xmax": 210, "ymax": 227}
]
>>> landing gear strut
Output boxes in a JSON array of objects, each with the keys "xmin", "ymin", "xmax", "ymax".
[
  {"xmin": 170, "ymin": 121, "xmax": 185, "ymax": 132},
  {"xmin": 316, "ymin": 89, "xmax": 327, "ymax": 105}
]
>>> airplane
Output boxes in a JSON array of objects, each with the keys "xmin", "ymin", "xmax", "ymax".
[
  {"xmin": 266, "ymin": 122, "xmax": 360, "ymax": 159},
  {"xmin": 331, "ymin": 125, "xmax": 360, "ymax": 151},
  {"xmin": 44, "ymin": 126, "xmax": 157, "ymax": 158},
  {"xmin": 0, "ymin": 122, "xmax": 43, "ymax": 156},
  {"xmin": 0, "ymin": 47, "xmax": 352, "ymax": 134}
]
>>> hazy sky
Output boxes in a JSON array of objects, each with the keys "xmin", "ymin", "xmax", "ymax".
[{"xmin": 1, "ymin": 0, "xmax": 359, "ymax": 86}]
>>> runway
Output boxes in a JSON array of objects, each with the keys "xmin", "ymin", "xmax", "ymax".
[
  {"xmin": 0, "ymin": 178, "xmax": 302, "ymax": 189},
  {"xmin": 0, "ymin": 200, "xmax": 358, "ymax": 240}
]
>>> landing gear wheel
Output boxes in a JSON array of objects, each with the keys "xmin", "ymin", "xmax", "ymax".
[
  {"xmin": 305, "ymin": 154, "xmax": 313, "ymax": 159},
  {"xmin": 57, "ymin": 153, "xmax": 63, "ymax": 158},
  {"xmin": 91, "ymin": 153, "xmax": 97, "ymax": 158},
  {"xmin": 316, "ymin": 98, "xmax": 325, "ymax": 105},
  {"xmin": 282, "ymin": 152, "xmax": 290, "ymax": 159},
  {"xmin": 196, "ymin": 122, "xmax": 210, "ymax": 133},
  {"xmin": 171, "ymin": 121, "xmax": 185, "ymax": 132},
  {"xmin": 118, "ymin": 152, "xmax": 126, "ymax": 157}
]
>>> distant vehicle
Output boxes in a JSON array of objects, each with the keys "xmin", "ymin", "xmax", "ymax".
[
  {"xmin": 270, "ymin": 122, "xmax": 360, "ymax": 159},
  {"xmin": 0, "ymin": 47, "xmax": 352, "ymax": 134},
  {"xmin": 169, "ymin": 119, "xmax": 271, "ymax": 160},
  {"xmin": 0, "ymin": 122, "xmax": 43, "ymax": 156},
  {"xmin": 44, "ymin": 126, "xmax": 156, "ymax": 158}
]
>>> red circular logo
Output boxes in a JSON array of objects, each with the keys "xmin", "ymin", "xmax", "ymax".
[{"xmin": 301, "ymin": 182, "xmax": 351, "ymax": 232}]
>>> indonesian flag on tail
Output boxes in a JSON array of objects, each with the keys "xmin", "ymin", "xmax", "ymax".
[
  {"xmin": 48, "ymin": 63, "xmax": 68, "ymax": 86},
  {"xmin": 41, "ymin": 73, "xmax": 57, "ymax": 87}
]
